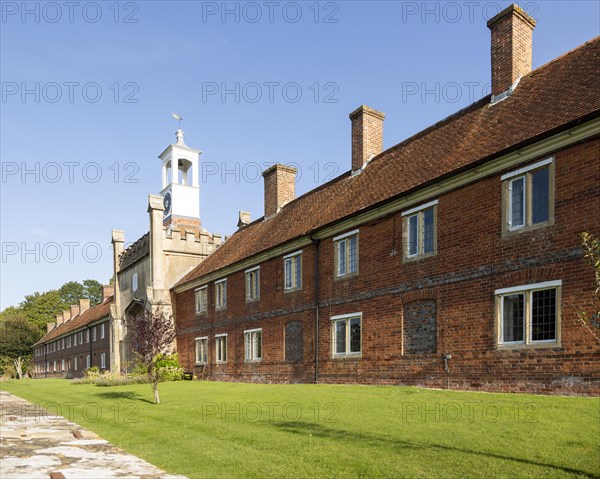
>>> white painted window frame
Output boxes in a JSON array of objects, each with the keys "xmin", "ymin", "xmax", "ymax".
[
  {"xmin": 215, "ymin": 279, "xmax": 227, "ymax": 310},
  {"xmin": 194, "ymin": 336, "xmax": 208, "ymax": 364},
  {"xmin": 284, "ymin": 250, "xmax": 302, "ymax": 291},
  {"xmin": 496, "ymin": 281, "xmax": 562, "ymax": 346},
  {"xmin": 215, "ymin": 334, "xmax": 227, "ymax": 363},
  {"xmin": 195, "ymin": 285, "xmax": 208, "ymax": 314},
  {"xmin": 245, "ymin": 267, "xmax": 260, "ymax": 302},
  {"xmin": 331, "ymin": 312, "xmax": 362, "ymax": 357},
  {"xmin": 244, "ymin": 328, "xmax": 262, "ymax": 362}
]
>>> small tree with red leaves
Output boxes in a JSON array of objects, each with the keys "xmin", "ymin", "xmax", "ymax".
[{"xmin": 127, "ymin": 304, "xmax": 176, "ymax": 404}]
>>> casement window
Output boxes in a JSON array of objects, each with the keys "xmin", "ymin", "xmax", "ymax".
[
  {"xmin": 86, "ymin": 355, "xmax": 91, "ymax": 369},
  {"xmin": 331, "ymin": 313, "xmax": 362, "ymax": 357},
  {"xmin": 402, "ymin": 200, "xmax": 438, "ymax": 260},
  {"xmin": 334, "ymin": 230, "xmax": 359, "ymax": 278},
  {"xmin": 215, "ymin": 279, "xmax": 227, "ymax": 310},
  {"xmin": 100, "ymin": 324, "xmax": 105, "ymax": 339},
  {"xmin": 244, "ymin": 328, "xmax": 262, "ymax": 362},
  {"xmin": 61, "ymin": 359, "xmax": 65, "ymax": 371},
  {"xmin": 502, "ymin": 158, "xmax": 554, "ymax": 233},
  {"xmin": 86, "ymin": 330, "xmax": 90, "ymax": 343},
  {"xmin": 284, "ymin": 251, "xmax": 302, "ymax": 291},
  {"xmin": 79, "ymin": 331, "xmax": 83, "ymax": 344},
  {"xmin": 67, "ymin": 336, "xmax": 71, "ymax": 348},
  {"xmin": 74, "ymin": 356, "xmax": 78, "ymax": 371},
  {"xmin": 132, "ymin": 272, "xmax": 138, "ymax": 292},
  {"xmin": 92, "ymin": 327, "xmax": 97, "ymax": 341},
  {"xmin": 245, "ymin": 267, "xmax": 260, "ymax": 302},
  {"xmin": 215, "ymin": 334, "xmax": 227, "ymax": 363},
  {"xmin": 53, "ymin": 360, "xmax": 57, "ymax": 372},
  {"xmin": 195, "ymin": 337, "xmax": 208, "ymax": 364},
  {"xmin": 496, "ymin": 281, "xmax": 561, "ymax": 347},
  {"xmin": 61, "ymin": 338, "xmax": 65, "ymax": 349},
  {"xmin": 100, "ymin": 352, "xmax": 106, "ymax": 369},
  {"xmin": 195, "ymin": 286, "xmax": 208, "ymax": 314},
  {"xmin": 73, "ymin": 333, "xmax": 77, "ymax": 346}
]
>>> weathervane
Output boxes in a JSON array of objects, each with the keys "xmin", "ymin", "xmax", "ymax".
[{"xmin": 171, "ymin": 112, "xmax": 183, "ymax": 129}]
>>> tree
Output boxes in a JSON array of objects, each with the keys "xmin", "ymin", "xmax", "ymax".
[
  {"xmin": 83, "ymin": 279, "xmax": 103, "ymax": 306},
  {"xmin": 578, "ymin": 232, "xmax": 600, "ymax": 342},
  {"xmin": 126, "ymin": 304, "xmax": 176, "ymax": 404},
  {"xmin": 0, "ymin": 311, "xmax": 42, "ymax": 379},
  {"xmin": 20, "ymin": 290, "xmax": 66, "ymax": 331}
]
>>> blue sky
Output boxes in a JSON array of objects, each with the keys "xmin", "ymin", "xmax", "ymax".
[{"xmin": 1, "ymin": 0, "xmax": 599, "ymax": 309}]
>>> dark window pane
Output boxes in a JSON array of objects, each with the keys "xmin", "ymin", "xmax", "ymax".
[
  {"xmin": 295, "ymin": 255, "xmax": 301, "ymax": 287},
  {"xmin": 503, "ymin": 294, "xmax": 524, "ymax": 342},
  {"xmin": 348, "ymin": 236, "xmax": 358, "ymax": 273},
  {"xmin": 349, "ymin": 318, "xmax": 361, "ymax": 353},
  {"xmin": 335, "ymin": 321, "xmax": 346, "ymax": 354},
  {"xmin": 532, "ymin": 289, "xmax": 556, "ymax": 341},
  {"xmin": 408, "ymin": 215, "xmax": 418, "ymax": 255},
  {"xmin": 511, "ymin": 177, "xmax": 525, "ymax": 227},
  {"xmin": 423, "ymin": 208, "xmax": 434, "ymax": 254},
  {"xmin": 532, "ymin": 167, "xmax": 549, "ymax": 224},
  {"xmin": 338, "ymin": 240, "xmax": 346, "ymax": 275}
]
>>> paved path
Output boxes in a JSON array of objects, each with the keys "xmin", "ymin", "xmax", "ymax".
[{"xmin": 0, "ymin": 391, "xmax": 187, "ymax": 479}]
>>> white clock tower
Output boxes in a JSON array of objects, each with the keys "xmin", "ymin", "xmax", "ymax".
[{"xmin": 158, "ymin": 128, "xmax": 201, "ymax": 229}]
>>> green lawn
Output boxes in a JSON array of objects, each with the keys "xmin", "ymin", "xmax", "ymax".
[{"xmin": 1, "ymin": 380, "xmax": 598, "ymax": 479}]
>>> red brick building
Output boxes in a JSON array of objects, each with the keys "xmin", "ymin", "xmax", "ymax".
[
  {"xmin": 172, "ymin": 5, "xmax": 600, "ymax": 394},
  {"xmin": 32, "ymin": 287, "xmax": 113, "ymax": 378}
]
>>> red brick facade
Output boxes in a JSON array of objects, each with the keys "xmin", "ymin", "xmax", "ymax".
[
  {"xmin": 33, "ymin": 297, "xmax": 113, "ymax": 378},
  {"xmin": 174, "ymin": 139, "xmax": 600, "ymax": 395}
]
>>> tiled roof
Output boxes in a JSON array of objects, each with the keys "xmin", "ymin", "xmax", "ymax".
[
  {"xmin": 176, "ymin": 37, "xmax": 600, "ymax": 289},
  {"xmin": 33, "ymin": 297, "xmax": 113, "ymax": 346}
]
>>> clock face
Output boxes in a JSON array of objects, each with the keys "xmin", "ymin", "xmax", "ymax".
[{"xmin": 163, "ymin": 192, "xmax": 172, "ymax": 216}]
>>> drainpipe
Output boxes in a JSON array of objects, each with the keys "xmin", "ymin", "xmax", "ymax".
[
  {"xmin": 444, "ymin": 354, "xmax": 452, "ymax": 389},
  {"xmin": 87, "ymin": 325, "xmax": 93, "ymax": 369},
  {"xmin": 311, "ymin": 236, "xmax": 320, "ymax": 384}
]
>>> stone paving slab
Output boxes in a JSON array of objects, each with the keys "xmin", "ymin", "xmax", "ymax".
[{"xmin": 0, "ymin": 391, "xmax": 187, "ymax": 479}]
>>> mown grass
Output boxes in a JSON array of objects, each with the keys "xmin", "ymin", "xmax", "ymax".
[{"xmin": 1, "ymin": 379, "xmax": 598, "ymax": 479}]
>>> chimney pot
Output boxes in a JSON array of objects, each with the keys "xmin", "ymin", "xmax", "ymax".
[
  {"xmin": 349, "ymin": 105, "xmax": 385, "ymax": 172},
  {"xmin": 487, "ymin": 3, "xmax": 536, "ymax": 98},
  {"xmin": 238, "ymin": 211, "xmax": 252, "ymax": 228},
  {"xmin": 79, "ymin": 298, "xmax": 91, "ymax": 313},
  {"xmin": 262, "ymin": 164, "xmax": 297, "ymax": 218},
  {"xmin": 102, "ymin": 285, "xmax": 114, "ymax": 301}
]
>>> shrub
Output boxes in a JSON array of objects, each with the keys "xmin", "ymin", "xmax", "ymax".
[
  {"xmin": 85, "ymin": 366, "xmax": 100, "ymax": 378},
  {"xmin": 156, "ymin": 354, "xmax": 184, "ymax": 382},
  {"xmin": 72, "ymin": 370, "xmax": 148, "ymax": 386}
]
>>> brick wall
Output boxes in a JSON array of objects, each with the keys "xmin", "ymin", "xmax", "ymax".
[{"xmin": 174, "ymin": 138, "xmax": 600, "ymax": 395}]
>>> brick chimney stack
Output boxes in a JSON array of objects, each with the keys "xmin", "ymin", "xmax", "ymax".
[
  {"xmin": 349, "ymin": 105, "xmax": 385, "ymax": 173},
  {"xmin": 262, "ymin": 164, "xmax": 297, "ymax": 218},
  {"xmin": 103, "ymin": 284, "xmax": 114, "ymax": 301},
  {"xmin": 79, "ymin": 298, "xmax": 90, "ymax": 313},
  {"xmin": 487, "ymin": 4, "xmax": 536, "ymax": 98},
  {"xmin": 70, "ymin": 304, "xmax": 80, "ymax": 319}
]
